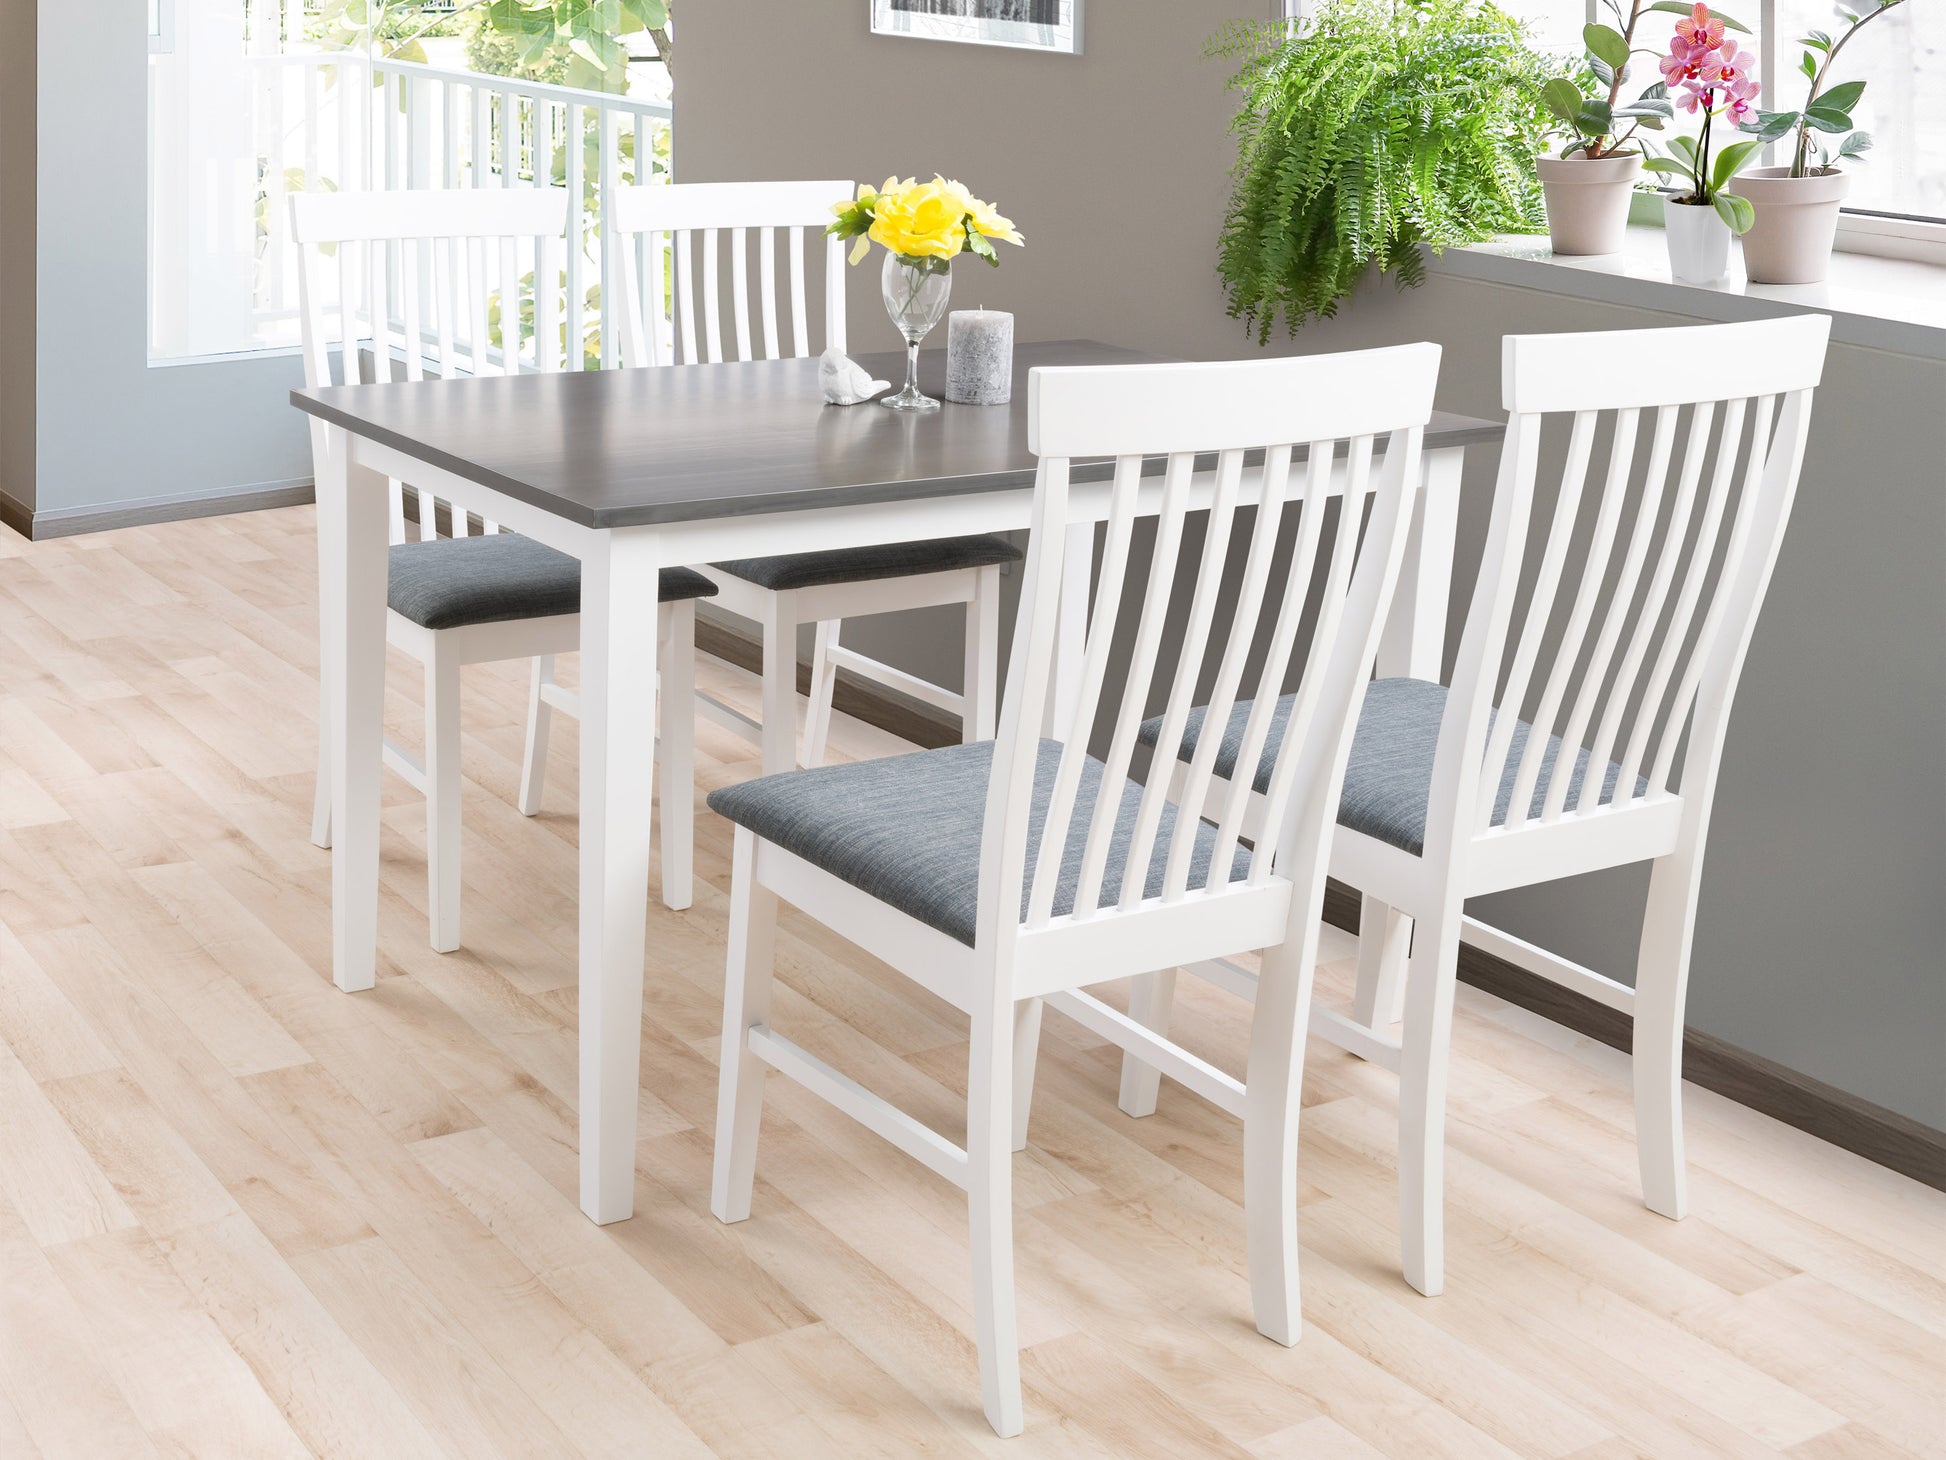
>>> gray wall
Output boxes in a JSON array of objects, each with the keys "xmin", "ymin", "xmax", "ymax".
[
  {"xmin": 680, "ymin": 0, "xmax": 1946, "ymax": 1127},
  {"xmin": 5, "ymin": 1, "xmax": 313, "ymax": 532}
]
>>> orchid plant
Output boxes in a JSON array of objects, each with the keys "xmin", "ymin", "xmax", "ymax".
[
  {"xmin": 1741, "ymin": 0, "xmax": 1906, "ymax": 179},
  {"xmin": 1537, "ymin": 1, "xmax": 1729, "ymax": 160},
  {"xmin": 1641, "ymin": 4, "xmax": 1764, "ymax": 231}
]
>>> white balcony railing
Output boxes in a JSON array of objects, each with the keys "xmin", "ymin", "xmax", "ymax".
[{"xmin": 244, "ymin": 51, "xmax": 671, "ymax": 370}]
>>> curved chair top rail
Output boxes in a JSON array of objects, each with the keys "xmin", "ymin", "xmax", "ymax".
[
  {"xmin": 1426, "ymin": 315, "xmax": 1830, "ymax": 857},
  {"xmin": 609, "ymin": 180, "xmax": 853, "ymax": 368},
  {"xmin": 292, "ymin": 187, "xmax": 574, "ymax": 541},
  {"xmin": 980, "ymin": 344, "xmax": 1443, "ymax": 953}
]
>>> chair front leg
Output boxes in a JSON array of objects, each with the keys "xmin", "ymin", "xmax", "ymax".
[
  {"xmin": 1243, "ymin": 936, "xmax": 1318, "ymax": 1345},
  {"xmin": 658, "ymin": 604, "xmax": 696, "ymax": 911},
  {"xmin": 802, "ymin": 620, "xmax": 840, "ymax": 769},
  {"xmin": 963, "ymin": 564, "xmax": 1002, "ymax": 744},
  {"xmin": 711, "ymin": 827, "xmax": 779, "ymax": 1224},
  {"xmin": 1351, "ymin": 894, "xmax": 1412, "ymax": 1033},
  {"xmin": 423, "ymin": 641, "xmax": 463, "ymax": 953},
  {"xmin": 517, "ymin": 654, "xmax": 555, "ymax": 817},
  {"xmin": 1633, "ymin": 848, "xmax": 1704, "ymax": 1221},
  {"xmin": 968, "ymin": 986, "xmax": 1024, "ymax": 1438},
  {"xmin": 1396, "ymin": 899, "xmax": 1463, "ymax": 1297},
  {"xmin": 1115, "ymin": 968, "xmax": 1179, "ymax": 1118}
]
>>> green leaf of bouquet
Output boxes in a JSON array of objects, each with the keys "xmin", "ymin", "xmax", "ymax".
[
  {"xmin": 1584, "ymin": 23, "xmax": 1629, "ymax": 68},
  {"xmin": 1713, "ymin": 192, "xmax": 1755, "ymax": 234}
]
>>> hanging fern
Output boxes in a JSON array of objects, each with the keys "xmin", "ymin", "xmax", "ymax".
[{"xmin": 1213, "ymin": 0, "xmax": 1553, "ymax": 341}]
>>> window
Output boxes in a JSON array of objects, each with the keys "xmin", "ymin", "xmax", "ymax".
[{"xmin": 1768, "ymin": 0, "xmax": 1942, "ymax": 222}]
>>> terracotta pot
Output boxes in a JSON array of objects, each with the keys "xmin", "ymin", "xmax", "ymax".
[
  {"xmin": 1728, "ymin": 166, "xmax": 1850, "ymax": 284},
  {"xmin": 1664, "ymin": 197, "xmax": 1732, "ymax": 285},
  {"xmin": 1537, "ymin": 151, "xmax": 1643, "ymax": 256}
]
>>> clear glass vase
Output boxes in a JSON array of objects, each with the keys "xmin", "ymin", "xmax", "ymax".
[{"xmin": 880, "ymin": 252, "xmax": 953, "ymax": 412}]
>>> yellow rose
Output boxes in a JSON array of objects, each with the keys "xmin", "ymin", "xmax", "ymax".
[{"xmin": 867, "ymin": 179, "xmax": 967, "ymax": 261}]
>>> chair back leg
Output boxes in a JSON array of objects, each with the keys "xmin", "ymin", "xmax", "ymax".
[
  {"xmin": 1396, "ymin": 898, "xmax": 1465, "ymax": 1296},
  {"xmin": 1115, "ymin": 968, "xmax": 1179, "ymax": 1119},
  {"xmin": 967, "ymin": 992, "xmax": 1024, "ymax": 1438},
  {"xmin": 658, "ymin": 604, "xmax": 697, "ymax": 911},
  {"xmin": 759, "ymin": 592, "xmax": 803, "ymax": 774},
  {"xmin": 1633, "ymin": 847, "xmax": 1706, "ymax": 1219},
  {"xmin": 1009, "ymin": 998, "xmax": 1043, "ymax": 1153},
  {"xmin": 802, "ymin": 620, "xmax": 840, "ymax": 769},
  {"xmin": 1351, "ymin": 895, "xmax": 1413, "ymax": 1031},
  {"xmin": 423, "ymin": 643, "xmax": 463, "ymax": 954},
  {"xmin": 1243, "ymin": 933, "xmax": 1321, "ymax": 1346},
  {"xmin": 711, "ymin": 826, "xmax": 780, "ymax": 1224},
  {"xmin": 518, "ymin": 654, "xmax": 556, "ymax": 817}
]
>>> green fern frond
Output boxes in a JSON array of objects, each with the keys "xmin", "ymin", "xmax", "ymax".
[{"xmin": 1215, "ymin": 0, "xmax": 1551, "ymax": 340}]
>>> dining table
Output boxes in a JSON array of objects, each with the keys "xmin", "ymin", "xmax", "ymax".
[{"xmin": 292, "ymin": 338, "xmax": 1503, "ymax": 1228}]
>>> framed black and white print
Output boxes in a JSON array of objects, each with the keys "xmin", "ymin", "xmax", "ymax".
[{"xmin": 870, "ymin": 0, "xmax": 1083, "ymax": 56}]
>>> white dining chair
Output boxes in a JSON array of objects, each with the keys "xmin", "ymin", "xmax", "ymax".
[
  {"xmin": 1124, "ymin": 314, "xmax": 1831, "ymax": 1298},
  {"xmin": 516, "ymin": 179, "xmax": 1018, "ymax": 783},
  {"xmin": 294, "ymin": 188, "xmax": 713, "ymax": 950},
  {"xmin": 704, "ymin": 346, "xmax": 1442, "ymax": 1435}
]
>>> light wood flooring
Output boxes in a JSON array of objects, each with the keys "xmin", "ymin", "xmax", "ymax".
[{"xmin": 1, "ymin": 506, "xmax": 1941, "ymax": 1459}]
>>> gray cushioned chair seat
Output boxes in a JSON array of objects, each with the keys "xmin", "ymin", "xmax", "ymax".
[
  {"xmin": 1136, "ymin": 677, "xmax": 1646, "ymax": 858},
  {"xmin": 706, "ymin": 741, "xmax": 1251, "ymax": 947},
  {"xmin": 712, "ymin": 534, "xmax": 1022, "ymax": 593},
  {"xmin": 387, "ymin": 533, "xmax": 716, "ymax": 631}
]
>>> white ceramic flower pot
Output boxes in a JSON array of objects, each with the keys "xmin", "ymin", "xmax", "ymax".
[
  {"xmin": 1664, "ymin": 197, "xmax": 1732, "ymax": 286},
  {"xmin": 1728, "ymin": 166, "xmax": 1850, "ymax": 284},
  {"xmin": 1537, "ymin": 152, "xmax": 1643, "ymax": 256}
]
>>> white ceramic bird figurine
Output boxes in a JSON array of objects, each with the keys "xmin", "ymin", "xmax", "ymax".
[{"xmin": 819, "ymin": 346, "xmax": 890, "ymax": 405}]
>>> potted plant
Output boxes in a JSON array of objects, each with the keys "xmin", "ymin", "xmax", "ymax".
[
  {"xmin": 1211, "ymin": 0, "xmax": 1552, "ymax": 340},
  {"xmin": 1536, "ymin": 2, "xmax": 1687, "ymax": 255},
  {"xmin": 1641, "ymin": 3, "xmax": 1762, "ymax": 284},
  {"xmin": 1729, "ymin": 0, "xmax": 1905, "ymax": 284}
]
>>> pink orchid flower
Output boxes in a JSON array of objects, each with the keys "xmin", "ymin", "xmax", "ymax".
[
  {"xmin": 1674, "ymin": 2, "xmax": 1725, "ymax": 51},
  {"xmin": 1660, "ymin": 33, "xmax": 1719, "ymax": 87}
]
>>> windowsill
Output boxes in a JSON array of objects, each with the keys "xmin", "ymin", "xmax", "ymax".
[{"xmin": 1436, "ymin": 228, "xmax": 1946, "ymax": 361}]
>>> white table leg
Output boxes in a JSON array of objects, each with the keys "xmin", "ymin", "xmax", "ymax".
[
  {"xmin": 577, "ymin": 528, "xmax": 662, "ymax": 1224},
  {"xmin": 324, "ymin": 433, "xmax": 389, "ymax": 995}
]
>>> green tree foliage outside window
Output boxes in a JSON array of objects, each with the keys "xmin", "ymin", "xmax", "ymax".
[
  {"xmin": 310, "ymin": 0, "xmax": 673, "ymax": 91},
  {"xmin": 1213, "ymin": 0, "xmax": 1552, "ymax": 340}
]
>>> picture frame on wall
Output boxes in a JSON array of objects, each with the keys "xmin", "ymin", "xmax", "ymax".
[{"xmin": 870, "ymin": 0, "xmax": 1083, "ymax": 56}]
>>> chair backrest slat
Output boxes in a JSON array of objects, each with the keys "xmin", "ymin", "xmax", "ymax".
[
  {"xmin": 612, "ymin": 181, "xmax": 852, "ymax": 369},
  {"xmin": 1438, "ymin": 317, "xmax": 1827, "ymax": 856},
  {"xmin": 291, "ymin": 187, "xmax": 572, "ymax": 543},
  {"xmin": 985, "ymin": 347, "xmax": 1441, "ymax": 951}
]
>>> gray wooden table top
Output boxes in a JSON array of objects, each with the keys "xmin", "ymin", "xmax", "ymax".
[{"xmin": 291, "ymin": 339, "xmax": 1504, "ymax": 530}]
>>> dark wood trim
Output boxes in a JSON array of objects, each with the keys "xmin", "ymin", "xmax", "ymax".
[
  {"xmin": 0, "ymin": 487, "xmax": 31, "ymax": 541},
  {"xmin": 23, "ymin": 480, "xmax": 315, "ymax": 540},
  {"xmin": 734, "ymin": 616, "xmax": 1945, "ymax": 1191}
]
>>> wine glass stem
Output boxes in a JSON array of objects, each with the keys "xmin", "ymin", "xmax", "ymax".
[{"xmin": 905, "ymin": 338, "xmax": 921, "ymax": 398}]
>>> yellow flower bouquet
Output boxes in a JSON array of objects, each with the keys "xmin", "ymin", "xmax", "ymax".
[
  {"xmin": 826, "ymin": 175, "xmax": 1024, "ymax": 272},
  {"xmin": 825, "ymin": 176, "xmax": 1024, "ymax": 412}
]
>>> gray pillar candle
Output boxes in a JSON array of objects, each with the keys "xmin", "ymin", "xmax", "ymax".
[{"xmin": 944, "ymin": 309, "xmax": 1014, "ymax": 405}]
